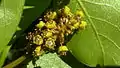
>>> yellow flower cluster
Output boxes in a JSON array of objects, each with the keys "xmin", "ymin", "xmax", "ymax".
[{"xmin": 26, "ymin": 6, "xmax": 87, "ymax": 56}]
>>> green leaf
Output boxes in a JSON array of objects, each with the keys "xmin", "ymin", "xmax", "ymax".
[
  {"xmin": 27, "ymin": 53, "xmax": 71, "ymax": 68},
  {"xmin": 68, "ymin": 0, "xmax": 120, "ymax": 67},
  {"xmin": 0, "ymin": 0, "xmax": 25, "ymax": 67}
]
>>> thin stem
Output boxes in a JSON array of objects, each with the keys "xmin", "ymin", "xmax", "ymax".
[{"xmin": 3, "ymin": 55, "xmax": 26, "ymax": 68}]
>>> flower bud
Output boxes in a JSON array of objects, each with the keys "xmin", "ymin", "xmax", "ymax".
[
  {"xmin": 50, "ymin": 12, "xmax": 57, "ymax": 20},
  {"xmin": 79, "ymin": 21, "xmax": 87, "ymax": 29},
  {"xmin": 42, "ymin": 30, "xmax": 53, "ymax": 38},
  {"xmin": 36, "ymin": 21, "xmax": 45, "ymax": 29},
  {"xmin": 63, "ymin": 6, "xmax": 71, "ymax": 16},
  {"xmin": 73, "ymin": 22, "xmax": 80, "ymax": 29},
  {"xmin": 45, "ymin": 20, "xmax": 56, "ymax": 29},
  {"xmin": 58, "ymin": 46, "xmax": 68, "ymax": 52},
  {"xmin": 76, "ymin": 10, "xmax": 84, "ymax": 17},
  {"xmin": 34, "ymin": 46, "xmax": 41, "ymax": 56}
]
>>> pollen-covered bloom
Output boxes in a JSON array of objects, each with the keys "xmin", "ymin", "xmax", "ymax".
[
  {"xmin": 33, "ymin": 35, "xmax": 43, "ymax": 45},
  {"xmin": 45, "ymin": 38, "xmax": 56, "ymax": 50}
]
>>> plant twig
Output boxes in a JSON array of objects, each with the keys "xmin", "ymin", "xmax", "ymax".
[{"xmin": 3, "ymin": 55, "xmax": 26, "ymax": 68}]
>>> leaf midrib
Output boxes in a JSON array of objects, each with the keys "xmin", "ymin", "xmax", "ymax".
[{"xmin": 77, "ymin": 0, "xmax": 105, "ymax": 64}]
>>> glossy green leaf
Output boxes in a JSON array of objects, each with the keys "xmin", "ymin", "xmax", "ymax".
[
  {"xmin": 0, "ymin": 0, "xmax": 25, "ymax": 67},
  {"xmin": 68, "ymin": 0, "xmax": 120, "ymax": 67},
  {"xmin": 27, "ymin": 53, "xmax": 71, "ymax": 68}
]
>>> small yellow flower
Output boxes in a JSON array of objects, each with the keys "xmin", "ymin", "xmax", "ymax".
[
  {"xmin": 63, "ymin": 6, "xmax": 71, "ymax": 16},
  {"xmin": 34, "ymin": 46, "xmax": 41, "ymax": 56},
  {"xmin": 73, "ymin": 22, "xmax": 80, "ymax": 29},
  {"xmin": 79, "ymin": 21, "xmax": 87, "ymax": 29},
  {"xmin": 76, "ymin": 10, "xmax": 84, "ymax": 17},
  {"xmin": 36, "ymin": 21, "xmax": 45, "ymax": 29},
  {"xmin": 58, "ymin": 46, "xmax": 68, "ymax": 53},
  {"xmin": 70, "ymin": 18, "xmax": 77, "ymax": 24},
  {"xmin": 45, "ymin": 20, "xmax": 56, "ymax": 29},
  {"xmin": 67, "ymin": 25, "xmax": 75, "ymax": 30},
  {"xmin": 50, "ymin": 11, "xmax": 57, "ymax": 20},
  {"xmin": 70, "ymin": 26, "xmax": 76, "ymax": 30},
  {"xmin": 46, "ymin": 31, "xmax": 53, "ymax": 38},
  {"xmin": 44, "ymin": 11, "xmax": 57, "ymax": 20},
  {"xmin": 42, "ymin": 30, "xmax": 53, "ymax": 38},
  {"xmin": 45, "ymin": 38, "xmax": 56, "ymax": 50},
  {"xmin": 33, "ymin": 35, "xmax": 43, "ymax": 45}
]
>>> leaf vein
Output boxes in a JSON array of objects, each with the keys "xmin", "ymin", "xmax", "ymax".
[
  {"xmin": 98, "ymin": 33, "xmax": 120, "ymax": 50},
  {"xmin": 77, "ymin": 0, "xmax": 105, "ymax": 64},
  {"xmin": 90, "ymin": 16, "xmax": 120, "ymax": 32},
  {"xmin": 112, "ymin": 56, "xmax": 118, "ymax": 64}
]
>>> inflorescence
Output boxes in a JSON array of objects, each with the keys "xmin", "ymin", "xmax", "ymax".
[{"xmin": 26, "ymin": 6, "xmax": 87, "ymax": 57}]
